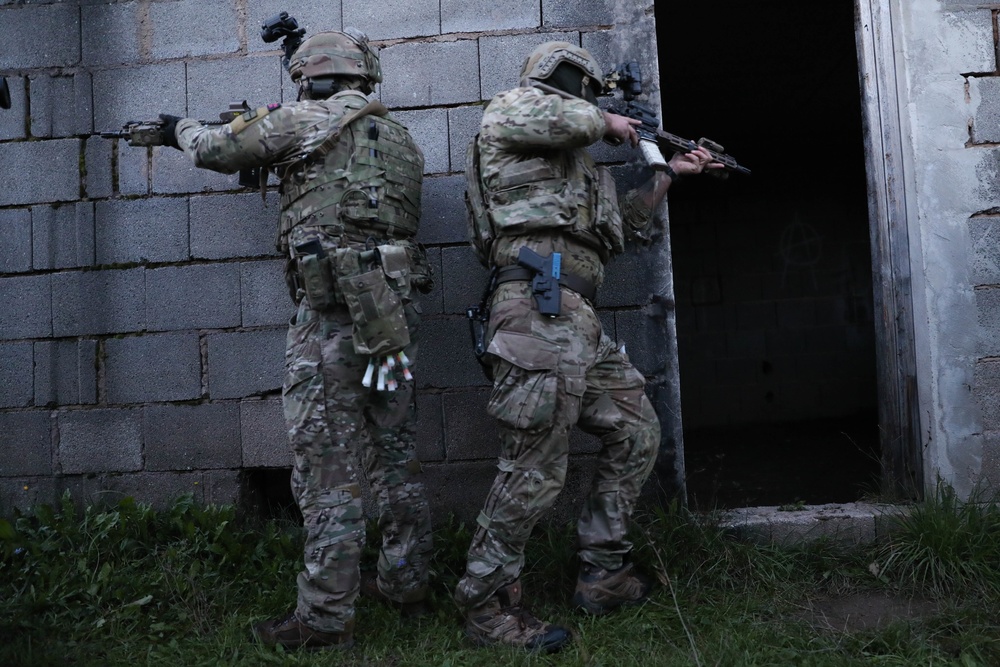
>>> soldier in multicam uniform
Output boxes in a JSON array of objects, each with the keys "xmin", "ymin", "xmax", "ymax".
[
  {"xmin": 157, "ymin": 29, "xmax": 433, "ymax": 650},
  {"xmin": 457, "ymin": 42, "xmax": 719, "ymax": 652}
]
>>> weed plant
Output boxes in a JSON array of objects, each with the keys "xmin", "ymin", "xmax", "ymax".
[{"xmin": 1, "ymin": 491, "xmax": 999, "ymax": 666}]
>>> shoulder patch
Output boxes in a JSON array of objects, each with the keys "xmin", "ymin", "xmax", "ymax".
[{"xmin": 230, "ymin": 105, "xmax": 277, "ymax": 135}]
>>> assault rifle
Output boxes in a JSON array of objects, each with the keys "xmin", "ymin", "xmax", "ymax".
[
  {"xmin": 603, "ymin": 62, "xmax": 750, "ymax": 176},
  {"xmin": 100, "ymin": 102, "xmax": 262, "ymax": 188}
]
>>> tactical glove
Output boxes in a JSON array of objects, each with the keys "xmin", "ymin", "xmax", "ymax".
[{"xmin": 158, "ymin": 114, "xmax": 182, "ymax": 150}]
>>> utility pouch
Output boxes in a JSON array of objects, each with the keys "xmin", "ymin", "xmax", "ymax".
[
  {"xmin": 376, "ymin": 244, "xmax": 411, "ymax": 300},
  {"xmin": 337, "ymin": 248, "xmax": 410, "ymax": 356},
  {"xmin": 593, "ymin": 166, "xmax": 625, "ymax": 255},
  {"xmin": 295, "ymin": 240, "xmax": 337, "ymax": 311}
]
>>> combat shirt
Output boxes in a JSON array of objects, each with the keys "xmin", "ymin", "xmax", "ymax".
[{"xmin": 478, "ymin": 87, "xmax": 656, "ymax": 288}]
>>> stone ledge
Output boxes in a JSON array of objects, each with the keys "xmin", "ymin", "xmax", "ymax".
[{"xmin": 716, "ymin": 503, "xmax": 909, "ymax": 545}]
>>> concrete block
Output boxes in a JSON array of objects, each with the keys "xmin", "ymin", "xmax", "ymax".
[
  {"xmin": 51, "ymin": 268, "xmax": 146, "ymax": 337},
  {"xmin": 152, "ymin": 145, "xmax": 238, "ymax": 195},
  {"xmin": 203, "ymin": 469, "xmax": 242, "ymax": 505},
  {"xmin": 0, "ymin": 3, "xmax": 81, "ymax": 69},
  {"xmin": 0, "ymin": 342, "xmax": 33, "ymax": 408},
  {"xmin": 0, "ymin": 76, "xmax": 27, "ymax": 140},
  {"xmin": 719, "ymin": 503, "xmax": 905, "ymax": 546},
  {"xmin": 146, "ymin": 263, "xmax": 241, "ymax": 332},
  {"xmin": 95, "ymin": 198, "xmax": 189, "ymax": 264},
  {"xmin": 0, "ymin": 274, "xmax": 51, "ymax": 340},
  {"xmin": 207, "ymin": 328, "xmax": 286, "ymax": 399},
  {"xmin": 117, "ymin": 142, "xmax": 149, "ymax": 196},
  {"xmin": 186, "ymin": 57, "xmax": 284, "ymax": 121},
  {"xmin": 246, "ymin": 0, "xmax": 344, "ymax": 54},
  {"xmin": 343, "ymin": 0, "xmax": 438, "ymax": 40},
  {"xmin": 975, "ymin": 359, "xmax": 1000, "ymax": 431},
  {"xmin": 58, "ymin": 408, "xmax": 143, "ymax": 474},
  {"xmin": 392, "ymin": 108, "xmax": 448, "ymax": 175},
  {"xmin": 0, "ymin": 139, "xmax": 82, "ymax": 206},
  {"xmin": 598, "ymin": 246, "xmax": 659, "ymax": 308},
  {"xmin": 414, "ymin": 246, "xmax": 443, "ymax": 316},
  {"xmin": 105, "ymin": 333, "xmax": 203, "ymax": 404},
  {"xmin": 542, "ymin": 0, "xmax": 614, "ymax": 28},
  {"xmin": 938, "ymin": 9, "xmax": 995, "ymax": 76},
  {"xmin": 0, "ymin": 208, "xmax": 32, "ymax": 273},
  {"xmin": 32, "ymin": 202, "xmax": 96, "ymax": 270},
  {"xmin": 150, "ymin": 0, "xmax": 240, "ymax": 59},
  {"xmin": 241, "ymin": 259, "xmax": 292, "ymax": 327},
  {"xmin": 443, "ymin": 389, "xmax": 495, "ymax": 460},
  {"xmin": 144, "ymin": 402, "xmax": 241, "ymax": 471},
  {"xmin": 421, "ymin": 461, "xmax": 495, "ymax": 524},
  {"xmin": 422, "ymin": 456, "xmax": 599, "ymax": 526},
  {"xmin": 190, "ymin": 192, "xmax": 281, "ymax": 260},
  {"xmin": 92, "ymin": 63, "xmax": 186, "ymax": 133},
  {"xmin": 29, "ymin": 73, "xmax": 94, "ymax": 138},
  {"xmin": 75, "ymin": 472, "xmax": 207, "ymax": 510},
  {"xmin": 380, "ymin": 40, "xmax": 480, "ymax": 108},
  {"xmin": 241, "ymin": 397, "xmax": 290, "ymax": 467},
  {"xmin": 615, "ymin": 308, "xmax": 669, "ymax": 377},
  {"xmin": 969, "ymin": 216, "xmax": 1000, "ymax": 284},
  {"xmin": 442, "ymin": 0, "xmax": 539, "ymax": 33},
  {"xmin": 448, "ymin": 105, "xmax": 483, "ymax": 173},
  {"xmin": 981, "ymin": 430, "xmax": 1000, "ymax": 491},
  {"xmin": 81, "ymin": 1, "xmax": 143, "ymax": 67},
  {"xmin": 415, "ymin": 175, "xmax": 467, "ymax": 245},
  {"xmin": 0, "ymin": 476, "xmax": 58, "ymax": 516},
  {"xmin": 479, "ymin": 32, "xmax": 572, "ymax": 101},
  {"xmin": 415, "ymin": 391, "xmax": 444, "ymax": 462},
  {"xmin": 417, "ymin": 317, "xmax": 489, "ymax": 389},
  {"xmin": 84, "ymin": 137, "xmax": 114, "ymax": 199},
  {"xmin": 440, "ymin": 245, "xmax": 490, "ymax": 315},
  {"xmin": 34, "ymin": 339, "xmax": 99, "ymax": 407}
]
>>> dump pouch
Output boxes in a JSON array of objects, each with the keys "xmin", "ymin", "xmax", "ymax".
[{"xmin": 336, "ymin": 248, "xmax": 410, "ymax": 356}]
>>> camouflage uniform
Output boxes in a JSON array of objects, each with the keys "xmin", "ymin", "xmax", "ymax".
[
  {"xmin": 175, "ymin": 89, "xmax": 433, "ymax": 635},
  {"xmin": 456, "ymin": 85, "xmax": 660, "ymax": 610}
]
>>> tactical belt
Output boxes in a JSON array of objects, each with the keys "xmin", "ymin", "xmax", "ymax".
[{"xmin": 494, "ymin": 265, "xmax": 598, "ymax": 302}]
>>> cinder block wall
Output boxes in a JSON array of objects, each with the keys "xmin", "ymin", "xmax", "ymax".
[{"xmin": 0, "ymin": 0, "xmax": 664, "ymax": 519}]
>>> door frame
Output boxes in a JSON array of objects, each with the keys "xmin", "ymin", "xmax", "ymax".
[{"xmin": 854, "ymin": 0, "xmax": 923, "ymax": 499}]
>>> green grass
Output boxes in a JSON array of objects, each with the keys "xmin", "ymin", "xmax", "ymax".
[{"xmin": 2, "ymin": 490, "xmax": 999, "ymax": 666}]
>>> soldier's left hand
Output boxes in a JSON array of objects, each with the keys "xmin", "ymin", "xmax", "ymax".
[
  {"xmin": 669, "ymin": 146, "xmax": 722, "ymax": 177},
  {"xmin": 158, "ymin": 114, "xmax": 182, "ymax": 150}
]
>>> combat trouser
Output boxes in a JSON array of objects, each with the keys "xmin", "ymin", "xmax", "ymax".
[
  {"xmin": 284, "ymin": 298, "xmax": 432, "ymax": 633},
  {"xmin": 454, "ymin": 282, "xmax": 659, "ymax": 610}
]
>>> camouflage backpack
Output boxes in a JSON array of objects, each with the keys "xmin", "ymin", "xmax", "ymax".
[{"xmin": 464, "ymin": 133, "xmax": 494, "ymax": 266}]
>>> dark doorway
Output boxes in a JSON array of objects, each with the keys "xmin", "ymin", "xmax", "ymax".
[{"xmin": 657, "ymin": 2, "xmax": 881, "ymax": 509}]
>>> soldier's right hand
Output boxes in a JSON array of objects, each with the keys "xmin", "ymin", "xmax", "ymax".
[
  {"xmin": 602, "ymin": 111, "xmax": 641, "ymax": 148},
  {"xmin": 158, "ymin": 114, "xmax": 182, "ymax": 150}
]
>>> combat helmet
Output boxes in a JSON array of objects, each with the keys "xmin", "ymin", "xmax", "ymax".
[
  {"xmin": 288, "ymin": 28, "xmax": 382, "ymax": 96},
  {"xmin": 520, "ymin": 41, "xmax": 603, "ymax": 103}
]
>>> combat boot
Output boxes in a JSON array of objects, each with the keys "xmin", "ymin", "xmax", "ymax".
[
  {"xmin": 360, "ymin": 571, "xmax": 431, "ymax": 618},
  {"xmin": 572, "ymin": 561, "xmax": 653, "ymax": 616},
  {"xmin": 464, "ymin": 580, "xmax": 572, "ymax": 653},
  {"xmin": 253, "ymin": 611, "xmax": 355, "ymax": 650}
]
